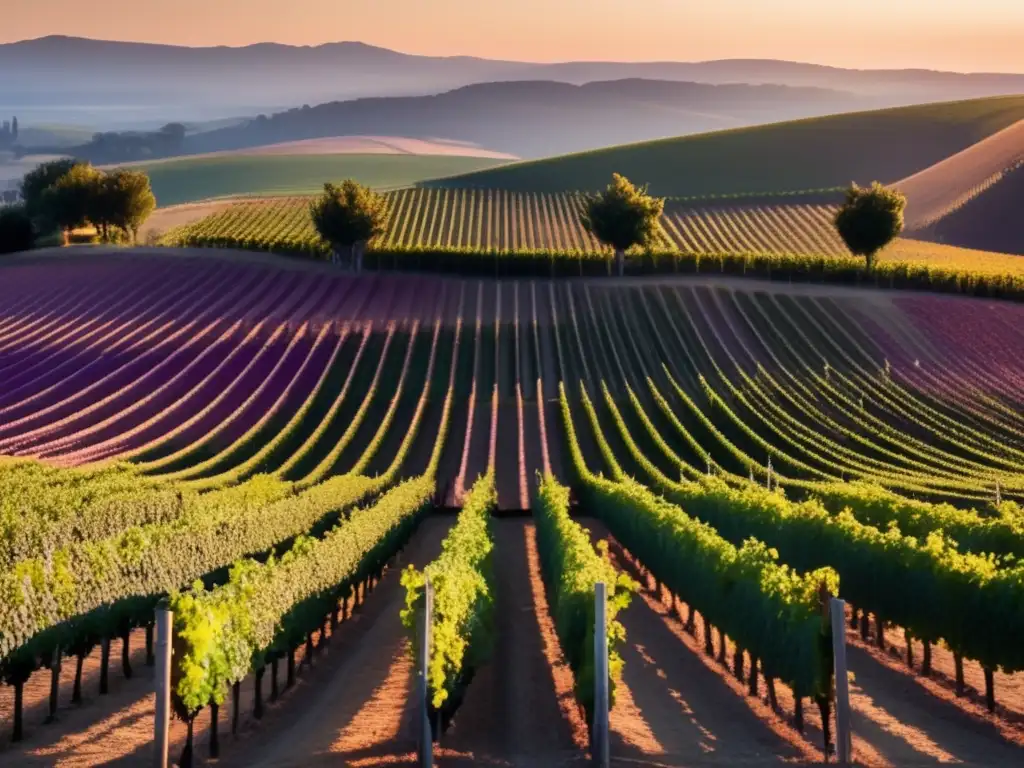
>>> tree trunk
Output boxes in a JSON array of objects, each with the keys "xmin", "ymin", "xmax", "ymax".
[
  {"xmin": 717, "ymin": 629, "xmax": 728, "ymax": 665},
  {"xmin": 905, "ymin": 629, "xmax": 914, "ymax": 668},
  {"xmin": 232, "ymin": 681, "xmax": 241, "ymax": 735},
  {"xmin": 271, "ymin": 657, "xmax": 280, "ymax": 702},
  {"xmin": 99, "ymin": 637, "xmax": 110, "ymax": 695},
  {"xmin": 209, "ymin": 701, "xmax": 220, "ymax": 758},
  {"xmin": 615, "ymin": 248, "xmax": 625, "ymax": 277},
  {"xmin": 748, "ymin": 656, "xmax": 759, "ymax": 697},
  {"xmin": 984, "ymin": 668, "xmax": 995, "ymax": 712},
  {"xmin": 954, "ymin": 653, "xmax": 965, "ymax": 697},
  {"xmin": 180, "ymin": 718, "xmax": 195, "ymax": 768},
  {"xmin": 859, "ymin": 611, "xmax": 870, "ymax": 642},
  {"xmin": 121, "ymin": 628, "xmax": 132, "ymax": 679},
  {"xmin": 767, "ymin": 676, "xmax": 779, "ymax": 712},
  {"xmin": 72, "ymin": 653, "xmax": 85, "ymax": 704},
  {"xmin": 12, "ymin": 681, "xmax": 24, "ymax": 742},
  {"xmin": 287, "ymin": 648, "xmax": 296, "ymax": 688},
  {"xmin": 733, "ymin": 646, "xmax": 745, "ymax": 681},
  {"xmin": 47, "ymin": 647, "xmax": 62, "ymax": 723},
  {"xmin": 703, "ymin": 615, "xmax": 714, "ymax": 656},
  {"xmin": 850, "ymin": 607, "xmax": 859, "ymax": 631},
  {"xmin": 875, "ymin": 614, "xmax": 885, "ymax": 649},
  {"xmin": 304, "ymin": 632, "xmax": 315, "ymax": 665},
  {"xmin": 254, "ymin": 667, "xmax": 265, "ymax": 720},
  {"xmin": 922, "ymin": 642, "xmax": 932, "ymax": 675},
  {"xmin": 817, "ymin": 695, "xmax": 833, "ymax": 759},
  {"xmin": 794, "ymin": 696, "xmax": 804, "ymax": 734}
]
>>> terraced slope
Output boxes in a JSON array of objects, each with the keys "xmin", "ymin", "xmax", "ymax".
[{"xmin": 423, "ymin": 96, "xmax": 1024, "ymax": 196}]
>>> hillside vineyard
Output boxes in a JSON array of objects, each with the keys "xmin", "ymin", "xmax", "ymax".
[
  {"xmin": 163, "ymin": 191, "xmax": 1024, "ymax": 287},
  {"xmin": 3, "ymin": 255, "xmax": 1024, "ymax": 761}
]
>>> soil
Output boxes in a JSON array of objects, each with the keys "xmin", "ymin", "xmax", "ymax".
[{"xmin": 442, "ymin": 518, "xmax": 588, "ymax": 766}]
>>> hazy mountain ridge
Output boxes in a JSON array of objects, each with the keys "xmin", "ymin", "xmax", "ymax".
[{"xmin": 5, "ymin": 36, "xmax": 1024, "ymax": 128}]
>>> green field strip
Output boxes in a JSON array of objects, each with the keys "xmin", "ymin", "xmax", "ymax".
[
  {"xmin": 215, "ymin": 325, "xmax": 363, "ymax": 484},
  {"xmin": 453, "ymin": 282, "xmax": 483, "ymax": 498},
  {"xmin": 275, "ymin": 325, "xmax": 379, "ymax": 481},
  {"xmin": 307, "ymin": 323, "xmax": 418, "ymax": 482},
  {"xmin": 364, "ymin": 311, "xmax": 445, "ymax": 478},
  {"xmin": 634, "ymin": 287, "xmax": 814, "ymax": 482},
  {"xmin": 629, "ymin": 287, "xmax": 759, "ymax": 478},
  {"xmin": 586, "ymin": 288, "xmax": 692, "ymax": 482},
  {"xmin": 287, "ymin": 326, "xmax": 397, "ymax": 483},
  {"xmin": 760, "ymin": 293, "xmax": 1024, "ymax": 483},
  {"xmin": 612, "ymin": 289, "xmax": 722, "ymax": 479},
  {"xmin": 547, "ymin": 283, "xmax": 607, "ymax": 479},
  {"xmin": 822, "ymin": 297, "xmax": 1024, "ymax": 445},
  {"xmin": 728, "ymin": 291, "xmax": 988, "ymax": 484},
  {"xmin": 403, "ymin": 292, "xmax": 464, "ymax": 482},
  {"xmin": 777, "ymin": 293, "xmax": 1024, "ymax": 468},
  {"xmin": 687, "ymin": 287, "xmax": 977, "ymax": 487}
]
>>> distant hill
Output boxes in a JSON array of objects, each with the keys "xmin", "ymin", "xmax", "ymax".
[
  {"xmin": 425, "ymin": 96, "xmax": 1024, "ymax": 197},
  {"xmin": 5, "ymin": 35, "xmax": 1024, "ymax": 126},
  {"xmin": 894, "ymin": 119, "xmax": 1024, "ymax": 229},
  {"xmin": 178, "ymin": 79, "xmax": 864, "ymax": 160},
  {"xmin": 914, "ymin": 161, "xmax": 1024, "ymax": 255}
]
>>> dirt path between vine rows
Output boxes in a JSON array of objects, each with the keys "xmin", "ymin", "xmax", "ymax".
[
  {"xmin": 220, "ymin": 514, "xmax": 452, "ymax": 768},
  {"xmin": 587, "ymin": 519, "xmax": 1024, "ymax": 767},
  {"xmin": 441, "ymin": 518, "xmax": 588, "ymax": 766}
]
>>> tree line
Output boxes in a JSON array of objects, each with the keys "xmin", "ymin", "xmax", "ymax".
[
  {"xmin": 0, "ymin": 160, "xmax": 156, "ymax": 255},
  {"xmin": 306, "ymin": 175, "xmax": 906, "ymax": 276}
]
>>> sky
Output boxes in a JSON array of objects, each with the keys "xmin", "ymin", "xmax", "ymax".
[{"xmin": 4, "ymin": 0, "xmax": 1024, "ymax": 73}]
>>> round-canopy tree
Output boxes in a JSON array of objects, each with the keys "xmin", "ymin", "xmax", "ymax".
[
  {"xmin": 0, "ymin": 205, "xmax": 35, "ymax": 255},
  {"xmin": 309, "ymin": 180, "xmax": 390, "ymax": 271},
  {"xmin": 100, "ymin": 169, "xmax": 157, "ymax": 244},
  {"xmin": 41, "ymin": 163, "xmax": 103, "ymax": 245},
  {"xmin": 834, "ymin": 182, "xmax": 906, "ymax": 272},
  {"xmin": 20, "ymin": 158, "xmax": 80, "ymax": 222},
  {"xmin": 580, "ymin": 173, "xmax": 664, "ymax": 276}
]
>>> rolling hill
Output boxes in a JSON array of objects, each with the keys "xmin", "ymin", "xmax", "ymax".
[
  {"xmin": 896, "ymin": 119, "xmax": 1024, "ymax": 229},
  {"xmin": 914, "ymin": 161, "xmax": 1024, "ymax": 255},
  {"xmin": 130, "ymin": 152, "xmax": 510, "ymax": 207},
  {"xmin": 425, "ymin": 96, "xmax": 1024, "ymax": 197}
]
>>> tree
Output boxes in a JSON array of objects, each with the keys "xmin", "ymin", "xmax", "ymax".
[
  {"xmin": 41, "ymin": 163, "xmax": 103, "ymax": 245},
  {"xmin": 20, "ymin": 158, "xmax": 80, "ymax": 221},
  {"xmin": 0, "ymin": 205, "xmax": 34, "ymax": 254},
  {"xmin": 834, "ymin": 182, "xmax": 906, "ymax": 272},
  {"xmin": 580, "ymin": 173, "xmax": 665, "ymax": 276},
  {"xmin": 103, "ymin": 169, "xmax": 156, "ymax": 243},
  {"xmin": 309, "ymin": 180, "xmax": 390, "ymax": 270},
  {"xmin": 11, "ymin": 116, "xmax": 18, "ymax": 143}
]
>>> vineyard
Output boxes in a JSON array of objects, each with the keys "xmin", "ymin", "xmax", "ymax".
[
  {"xmin": 3, "ymin": 253, "xmax": 1024, "ymax": 765},
  {"xmin": 160, "ymin": 191, "xmax": 1024, "ymax": 294}
]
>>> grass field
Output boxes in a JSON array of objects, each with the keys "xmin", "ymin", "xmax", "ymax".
[
  {"xmin": 162, "ymin": 191, "xmax": 1024, "ymax": 280},
  {"xmin": 130, "ymin": 153, "xmax": 511, "ymax": 206},
  {"xmin": 426, "ymin": 95, "xmax": 1024, "ymax": 196},
  {"xmin": 3, "ymin": 254, "xmax": 1024, "ymax": 765}
]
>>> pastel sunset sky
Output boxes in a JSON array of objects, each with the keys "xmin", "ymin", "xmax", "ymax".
[{"xmin": 5, "ymin": 0, "xmax": 1024, "ymax": 72}]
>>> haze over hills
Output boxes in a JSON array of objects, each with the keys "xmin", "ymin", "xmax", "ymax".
[
  {"xmin": 177, "ymin": 79, "xmax": 865, "ymax": 160},
  {"xmin": 6, "ymin": 35, "xmax": 1024, "ymax": 128}
]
